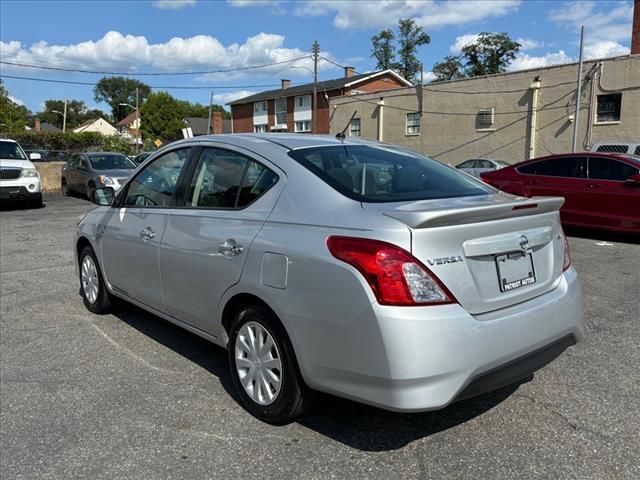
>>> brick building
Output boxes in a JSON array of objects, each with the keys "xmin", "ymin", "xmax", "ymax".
[{"xmin": 228, "ymin": 67, "xmax": 411, "ymax": 134}]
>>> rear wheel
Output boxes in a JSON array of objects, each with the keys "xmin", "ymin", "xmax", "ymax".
[
  {"xmin": 228, "ymin": 305, "xmax": 312, "ymax": 424},
  {"xmin": 79, "ymin": 246, "xmax": 113, "ymax": 314}
]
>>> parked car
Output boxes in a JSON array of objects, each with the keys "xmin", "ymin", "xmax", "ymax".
[
  {"xmin": 455, "ymin": 158, "xmax": 510, "ymax": 177},
  {"xmin": 75, "ymin": 134, "xmax": 584, "ymax": 424},
  {"xmin": 591, "ymin": 141, "xmax": 640, "ymax": 156},
  {"xmin": 132, "ymin": 151, "xmax": 153, "ymax": 165},
  {"xmin": 481, "ymin": 152, "xmax": 640, "ymax": 234},
  {"xmin": 61, "ymin": 152, "xmax": 136, "ymax": 198},
  {"xmin": 0, "ymin": 138, "xmax": 42, "ymax": 208}
]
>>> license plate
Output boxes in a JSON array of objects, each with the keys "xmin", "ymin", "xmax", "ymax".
[{"xmin": 495, "ymin": 251, "xmax": 536, "ymax": 292}]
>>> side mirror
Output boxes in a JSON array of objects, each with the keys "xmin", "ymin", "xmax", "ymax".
[
  {"xmin": 91, "ymin": 187, "xmax": 115, "ymax": 206},
  {"xmin": 625, "ymin": 173, "xmax": 640, "ymax": 185},
  {"xmin": 29, "ymin": 152, "xmax": 42, "ymax": 161}
]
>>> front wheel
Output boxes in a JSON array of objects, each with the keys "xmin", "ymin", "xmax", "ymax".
[
  {"xmin": 228, "ymin": 305, "xmax": 312, "ymax": 424},
  {"xmin": 79, "ymin": 246, "xmax": 113, "ymax": 314}
]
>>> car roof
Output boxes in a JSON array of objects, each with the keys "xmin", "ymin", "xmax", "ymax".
[
  {"xmin": 0, "ymin": 139, "xmax": 18, "ymax": 143},
  {"xmin": 510, "ymin": 151, "xmax": 637, "ymax": 168},
  {"xmin": 85, "ymin": 152, "xmax": 129, "ymax": 156}
]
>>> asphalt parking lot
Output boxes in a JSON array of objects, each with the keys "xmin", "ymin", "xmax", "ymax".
[{"xmin": 1, "ymin": 194, "xmax": 639, "ymax": 480}]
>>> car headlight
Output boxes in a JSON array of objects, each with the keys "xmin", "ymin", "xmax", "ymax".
[
  {"xmin": 21, "ymin": 168, "xmax": 39, "ymax": 178},
  {"xmin": 98, "ymin": 175, "xmax": 114, "ymax": 185}
]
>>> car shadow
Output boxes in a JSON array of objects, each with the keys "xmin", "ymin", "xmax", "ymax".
[
  {"xmin": 566, "ymin": 227, "xmax": 639, "ymax": 245},
  {"xmin": 0, "ymin": 201, "xmax": 46, "ymax": 211},
  {"xmin": 112, "ymin": 303, "xmax": 524, "ymax": 451}
]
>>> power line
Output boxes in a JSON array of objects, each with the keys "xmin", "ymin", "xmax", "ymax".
[
  {"xmin": 0, "ymin": 55, "xmax": 311, "ymax": 76},
  {"xmin": 0, "ymin": 74, "xmax": 283, "ymax": 90}
]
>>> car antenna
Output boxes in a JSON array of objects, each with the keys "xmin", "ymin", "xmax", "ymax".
[{"xmin": 335, "ymin": 110, "xmax": 357, "ymax": 140}]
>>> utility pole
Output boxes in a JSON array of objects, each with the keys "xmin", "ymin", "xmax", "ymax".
[
  {"xmin": 312, "ymin": 40, "xmax": 319, "ymax": 134},
  {"xmin": 571, "ymin": 26, "xmax": 585, "ymax": 153},
  {"xmin": 207, "ymin": 91, "xmax": 213, "ymax": 135},
  {"xmin": 62, "ymin": 99, "xmax": 67, "ymax": 133},
  {"xmin": 135, "ymin": 87, "xmax": 140, "ymax": 153}
]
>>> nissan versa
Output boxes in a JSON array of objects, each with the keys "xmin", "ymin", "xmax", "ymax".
[{"xmin": 74, "ymin": 134, "xmax": 585, "ymax": 424}]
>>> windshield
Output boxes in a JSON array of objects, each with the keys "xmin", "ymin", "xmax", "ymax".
[
  {"xmin": 89, "ymin": 154, "xmax": 136, "ymax": 170},
  {"xmin": 0, "ymin": 141, "xmax": 28, "ymax": 160},
  {"xmin": 288, "ymin": 145, "xmax": 491, "ymax": 202}
]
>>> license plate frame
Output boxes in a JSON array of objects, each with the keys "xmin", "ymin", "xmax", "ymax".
[{"xmin": 495, "ymin": 251, "xmax": 536, "ymax": 292}]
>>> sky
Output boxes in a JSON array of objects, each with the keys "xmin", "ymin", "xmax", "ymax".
[{"xmin": 0, "ymin": 0, "xmax": 635, "ymax": 115}]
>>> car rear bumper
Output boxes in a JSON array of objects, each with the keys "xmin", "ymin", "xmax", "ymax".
[{"xmin": 291, "ymin": 267, "xmax": 584, "ymax": 412}]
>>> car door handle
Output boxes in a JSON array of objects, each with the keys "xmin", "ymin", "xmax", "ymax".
[
  {"xmin": 218, "ymin": 239, "xmax": 243, "ymax": 257},
  {"xmin": 140, "ymin": 227, "xmax": 156, "ymax": 240}
]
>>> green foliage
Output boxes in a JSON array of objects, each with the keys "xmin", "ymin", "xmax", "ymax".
[
  {"xmin": 370, "ymin": 19, "xmax": 430, "ymax": 84},
  {"xmin": 0, "ymin": 80, "xmax": 32, "ymax": 133},
  {"xmin": 93, "ymin": 76, "xmax": 151, "ymax": 123},
  {"xmin": 432, "ymin": 33, "xmax": 521, "ymax": 81},
  {"xmin": 7, "ymin": 131, "xmax": 135, "ymax": 156},
  {"xmin": 36, "ymin": 99, "xmax": 107, "ymax": 130},
  {"xmin": 140, "ymin": 91, "xmax": 186, "ymax": 143}
]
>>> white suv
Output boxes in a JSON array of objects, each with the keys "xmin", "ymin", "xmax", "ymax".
[{"xmin": 0, "ymin": 138, "xmax": 42, "ymax": 207}]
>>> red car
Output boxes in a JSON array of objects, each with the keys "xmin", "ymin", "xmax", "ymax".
[{"xmin": 480, "ymin": 152, "xmax": 640, "ymax": 234}]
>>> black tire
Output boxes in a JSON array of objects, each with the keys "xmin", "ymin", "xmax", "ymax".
[
  {"xmin": 228, "ymin": 305, "xmax": 312, "ymax": 424},
  {"xmin": 79, "ymin": 246, "xmax": 113, "ymax": 314},
  {"xmin": 61, "ymin": 178, "xmax": 69, "ymax": 196}
]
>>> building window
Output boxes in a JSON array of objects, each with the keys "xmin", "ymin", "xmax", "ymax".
[
  {"xmin": 296, "ymin": 95, "xmax": 311, "ymax": 107},
  {"xmin": 477, "ymin": 108, "xmax": 495, "ymax": 127},
  {"xmin": 254, "ymin": 124, "xmax": 268, "ymax": 133},
  {"xmin": 275, "ymin": 98, "xmax": 287, "ymax": 126},
  {"xmin": 406, "ymin": 113, "xmax": 421, "ymax": 135},
  {"xmin": 253, "ymin": 101, "xmax": 267, "ymax": 113},
  {"xmin": 294, "ymin": 120, "xmax": 311, "ymax": 133},
  {"xmin": 596, "ymin": 93, "xmax": 621, "ymax": 123},
  {"xmin": 350, "ymin": 118, "xmax": 361, "ymax": 137}
]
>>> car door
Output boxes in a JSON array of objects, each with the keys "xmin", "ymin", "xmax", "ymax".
[
  {"xmin": 159, "ymin": 145, "xmax": 283, "ymax": 335},
  {"xmin": 98, "ymin": 147, "xmax": 192, "ymax": 311},
  {"xmin": 76, "ymin": 155, "xmax": 91, "ymax": 194},
  {"xmin": 518, "ymin": 156, "xmax": 587, "ymax": 224},
  {"xmin": 584, "ymin": 156, "xmax": 640, "ymax": 229},
  {"xmin": 64, "ymin": 155, "xmax": 79, "ymax": 191}
]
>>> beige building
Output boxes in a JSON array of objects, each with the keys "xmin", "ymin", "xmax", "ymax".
[
  {"xmin": 72, "ymin": 117, "xmax": 118, "ymax": 136},
  {"xmin": 330, "ymin": 54, "xmax": 640, "ymax": 164}
]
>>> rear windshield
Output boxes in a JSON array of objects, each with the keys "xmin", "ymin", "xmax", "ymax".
[
  {"xmin": 288, "ymin": 145, "xmax": 491, "ymax": 202},
  {"xmin": 89, "ymin": 154, "xmax": 136, "ymax": 170},
  {"xmin": 0, "ymin": 141, "xmax": 27, "ymax": 160}
]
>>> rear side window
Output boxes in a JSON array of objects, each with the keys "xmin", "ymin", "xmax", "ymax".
[
  {"xmin": 596, "ymin": 144, "xmax": 629, "ymax": 154},
  {"xmin": 186, "ymin": 148, "xmax": 278, "ymax": 209},
  {"xmin": 635, "ymin": 145, "xmax": 640, "ymax": 156},
  {"xmin": 288, "ymin": 145, "xmax": 490, "ymax": 202},
  {"xmin": 588, "ymin": 157, "xmax": 638, "ymax": 181},
  {"xmin": 518, "ymin": 157, "xmax": 584, "ymax": 178}
]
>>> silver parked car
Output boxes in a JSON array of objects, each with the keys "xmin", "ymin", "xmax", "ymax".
[
  {"xmin": 61, "ymin": 152, "xmax": 136, "ymax": 198},
  {"xmin": 75, "ymin": 135, "xmax": 585, "ymax": 424},
  {"xmin": 456, "ymin": 158, "xmax": 510, "ymax": 177}
]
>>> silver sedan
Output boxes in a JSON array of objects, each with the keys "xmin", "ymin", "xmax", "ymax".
[{"xmin": 75, "ymin": 134, "xmax": 585, "ymax": 424}]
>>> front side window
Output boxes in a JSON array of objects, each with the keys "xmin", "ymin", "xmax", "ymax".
[
  {"xmin": 275, "ymin": 98, "xmax": 287, "ymax": 126},
  {"xmin": 350, "ymin": 118, "xmax": 361, "ymax": 137},
  {"xmin": 518, "ymin": 157, "xmax": 584, "ymax": 177},
  {"xmin": 595, "ymin": 144, "xmax": 628, "ymax": 153},
  {"xmin": 89, "ymin": 154, "xmax": 136, "ymax": 170},
  {"xmin": 588, "ymin": 157, "xmax": 638, "ymax": 181},
  {"xmin": 294, "ymin": 120, "xmax": 310, "ymax": 133},
  {"xmin": 124, "ymin": 148, "xmax": 190, "ymax": 207},
  {"xmin": 186, "ymin": 148, "xmax": 277, "ymax": 208},
  {"xmin": 406, "ymin": 113, "xmax": 420, "ymax": 135},
  {"xmin": 596, "ymin": 93, "xmax": 621, "ymax": 123},
  {"xmin": 288, "ymin": 145, "xmax": 490, "ymax": 202}
]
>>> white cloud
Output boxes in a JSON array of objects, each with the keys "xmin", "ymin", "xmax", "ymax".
[
  {"xmin": 212, "ymin": 90, "xmax": 257, "ymax": 105},
  {"xmin": 508, "ymin": 50, "xmax": 573, "ymax": 71},
  {"xmin": 547, "ymin": 1, "xmax": 632, "ymax": 59},
  {"xmin": 450, "ymin": 34, "xmax": 479, "ymax": 53},
  {"xmin": 8, "ymin": 95, "xmax": 24, "ymax": 106},
  {"xmin": 0, "ymin": 31, "xmax": 335, "ymax": 79},
  {"xmin": 152, "ymin": 0, "xmax": 197, "ymax": 9},
  {"xmin": 422, "ymin": 71, "xmax": 437, "ymax": 83},
  {"xmin": 293, "ymin": 0, "xmax": 521, "ymax": 30},
  {"xmin": 516, "ymin": 38, "xmax": 542, "ymax": 50}
]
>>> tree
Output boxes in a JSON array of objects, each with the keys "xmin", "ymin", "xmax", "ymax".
[
  {"xmin": 396, "ymin": 19, "xmax": 431, "ymax": 83},
  {"xmin": 461, "ymin": 32, "xmax": 521, "ymax": 77},
  {"xmin": 37, "ymin": 100, "xmax": 107, "ymax": 130},
  {"xmin": 371, "ymin": 29, "xmax": 396, "ymax": 71},
  {"xmin": 432, "ymin": 56, "xmax": 466, "ymax": 82},
  {"xmin": 370, "ymin": 19, "xmax": 430, "ymax": 84},
  {"xmin": 0, "ymin": 80, "xmax": 31, "ymax": 132},
  {"xmin": 431, "ymin": 33, "xmax": 521, "ymax": 82},
  {"xmin": 140, "ymin": 91, "xmax": 186, "ymax": 142},
  {"xmin": 93, "ymin": 77, "xmax": 151, "ymax": 123}
]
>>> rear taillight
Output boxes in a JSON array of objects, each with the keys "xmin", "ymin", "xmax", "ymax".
[
  {"xmin": 562, "ymin": 230, "xmax": 571, "ymax": 271},
  {"xmin": 326, "ymin": 236, "xmax": 455, "ymax": 306}
]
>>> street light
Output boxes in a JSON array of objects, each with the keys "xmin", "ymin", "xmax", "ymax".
[
  {"xmin": 119, "ymin": 97, "xmax": 140, "ymax": 153},
  {"xmin": 49, "ymin": 107, "xmax": 66, "ymax": 132}
]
